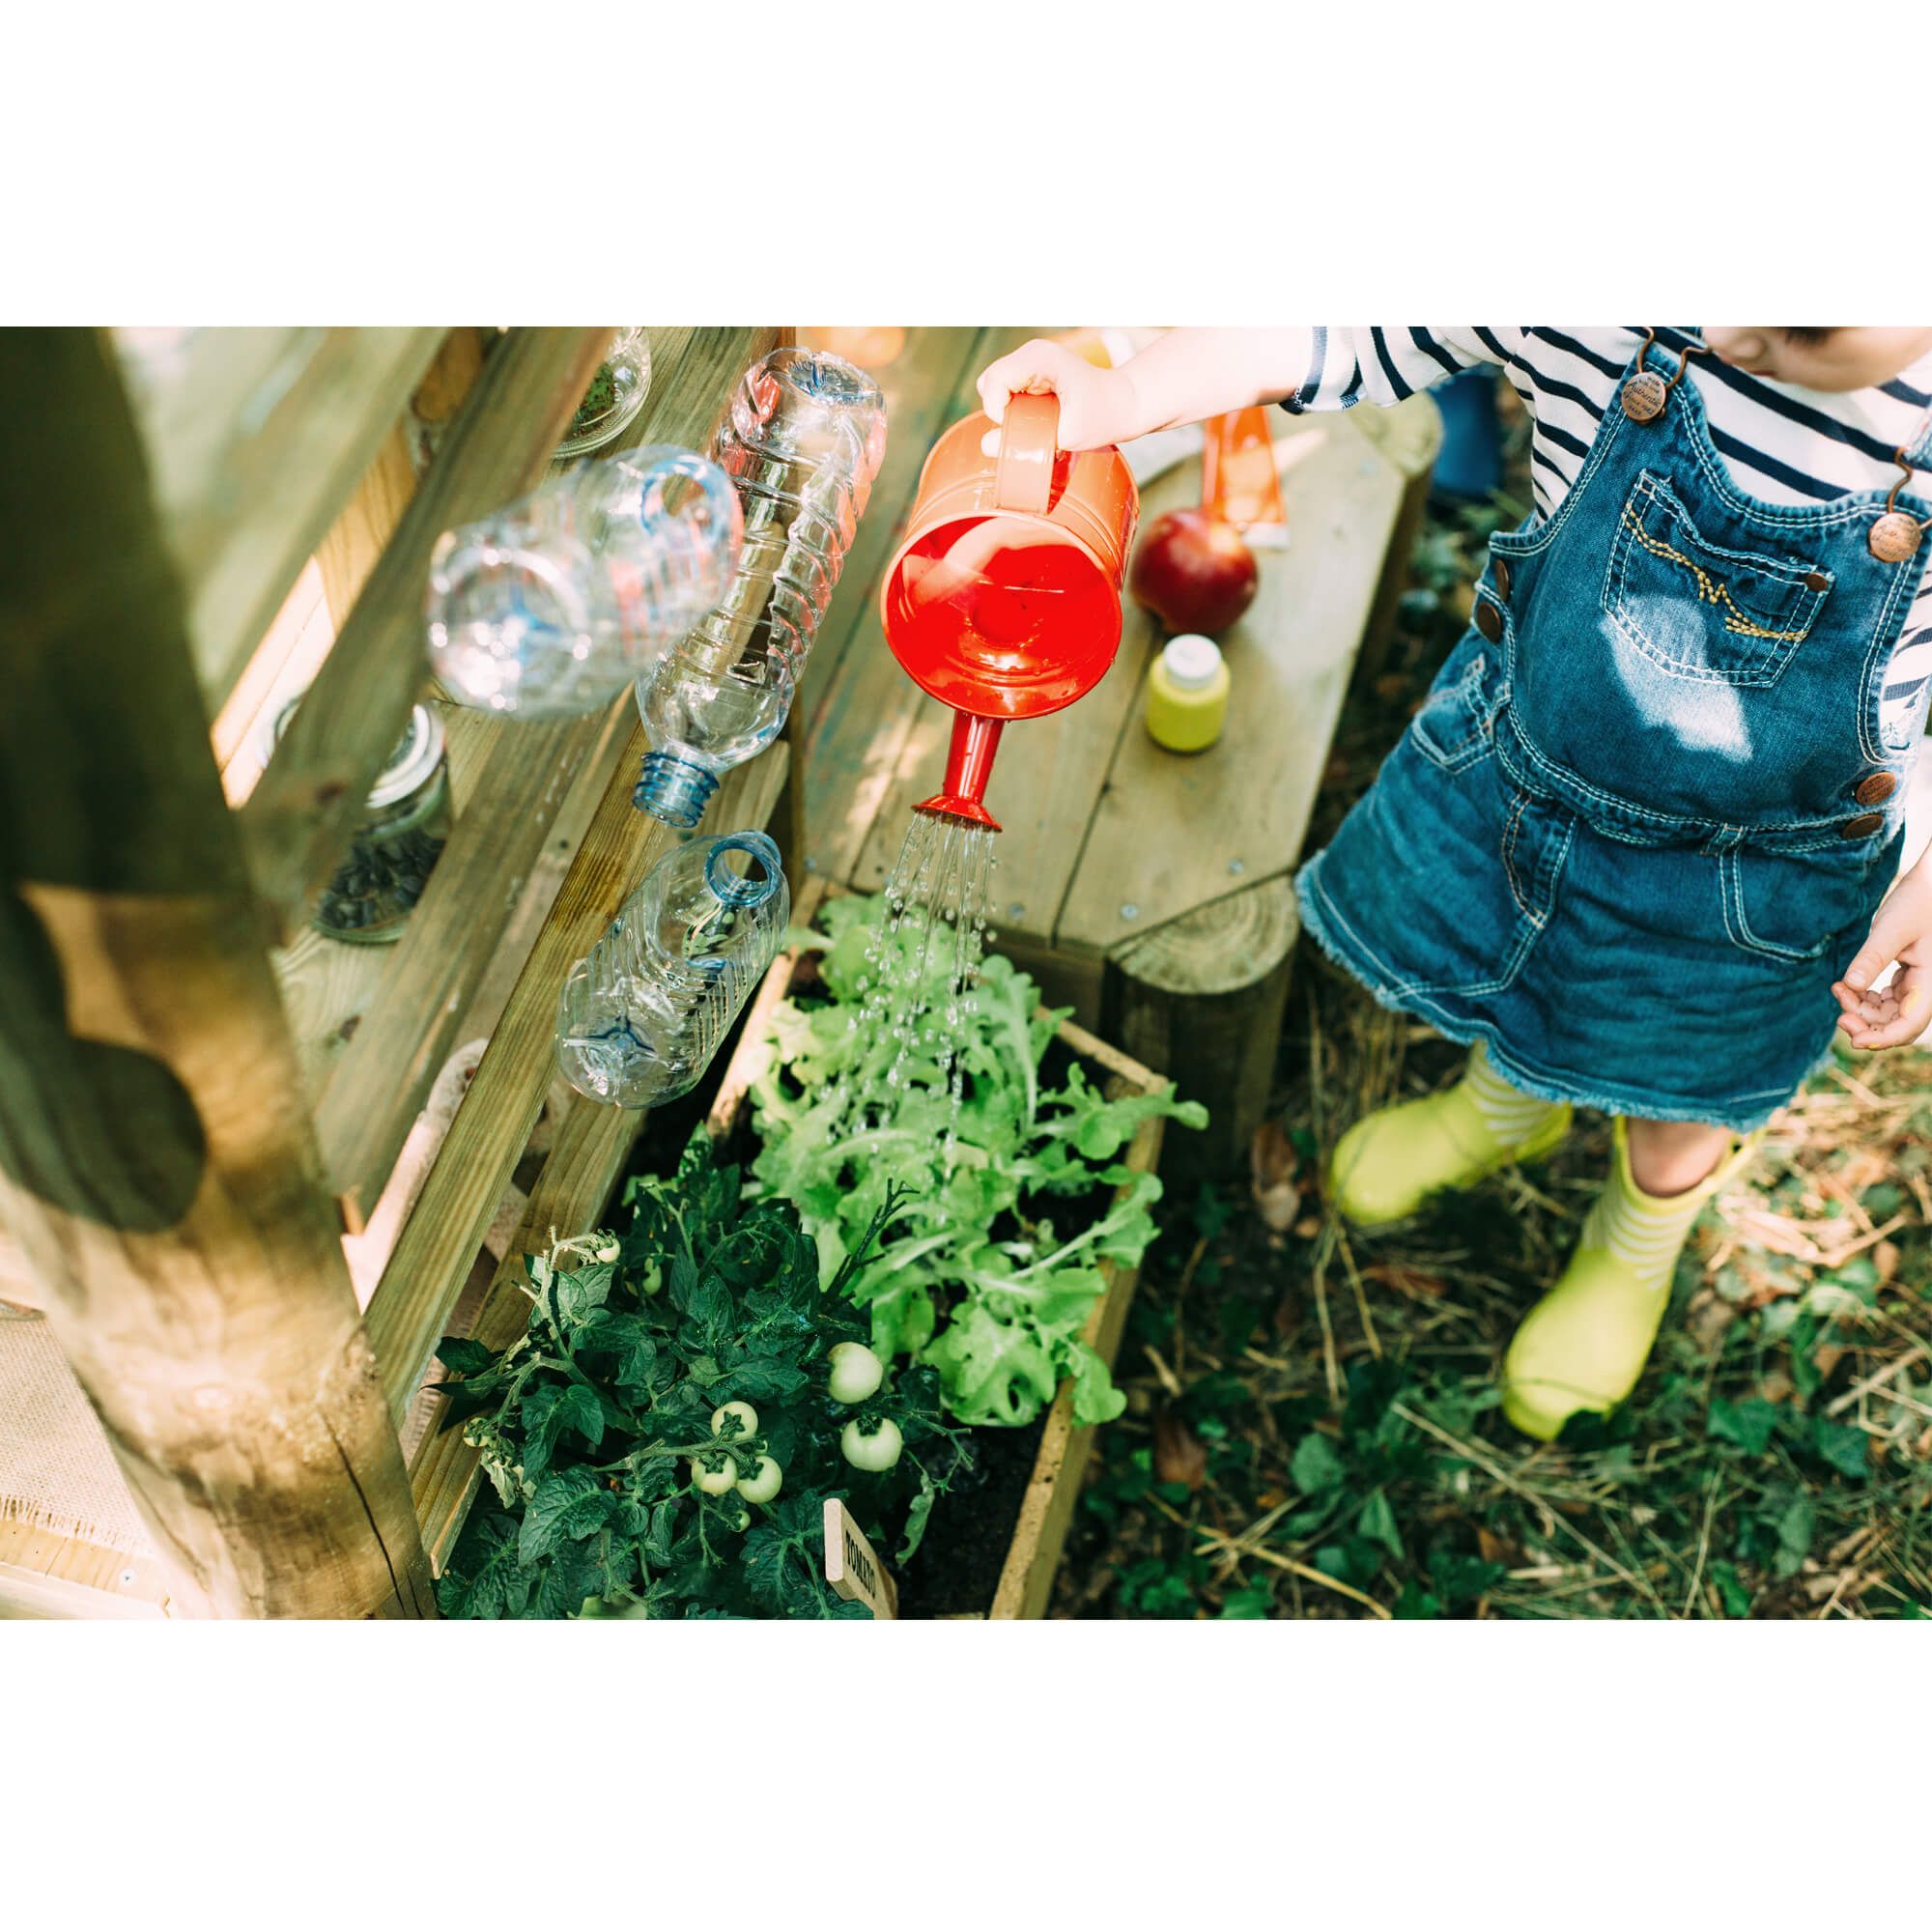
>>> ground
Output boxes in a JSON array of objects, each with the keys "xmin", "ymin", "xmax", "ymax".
[{"xmin": 1054, "ymin": 385, "xmax": 1932, "ymax": 1620}]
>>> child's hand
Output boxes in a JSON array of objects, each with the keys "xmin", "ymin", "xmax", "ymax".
[
  {"xmin": 976, "ymin": 338, "xmax": 1140, "ymax": 452},
  {"xmin": 1833, "ymin": 869, "xmax": 1932, "ymax": 1050}
]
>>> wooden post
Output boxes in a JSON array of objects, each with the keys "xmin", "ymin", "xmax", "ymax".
[
  {"xmin": 0, "ymin": 329, "xmax": 434, "ymax": 1617},
  {"xmin": 1105, "ymin": 877, "xmax": 1300, "ymax": 1187}
]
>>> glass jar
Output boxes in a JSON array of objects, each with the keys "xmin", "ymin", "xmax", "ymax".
[
  {"xmin": 276, "ymin": 700, "xmax": 452, "ymax": 944},
  {"xmin": 556, "ymin": 329, "xmax": 654, "ymax": 459}
]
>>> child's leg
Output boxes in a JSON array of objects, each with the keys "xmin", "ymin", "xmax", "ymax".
[
  {"xmin": 1626, "ymin": 1117, "xmax": 1732, "ymax": 1197},
  {"xmin": 1328, "ymin": 1039, "xmax": 1571, "ymax": 1228},
  {"xmin": 1502, "ymin": 1116, "xmax": 1756, "ymax": 1440}
]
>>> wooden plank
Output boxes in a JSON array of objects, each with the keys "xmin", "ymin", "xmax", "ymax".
[
  {"xmin": 0, "ymin": 1521, "xmax": 172, "ymax": 1620},
  {"xmin": 240, "ymin": 327, "xmax": 614, "ymax": 935},
  {"xmin": 408, "ymin": 1087, "xmax": 653, "ymax": 1563},
  {"xmin": 315, "ymin": 421, "xmax": 422, "ymax": 629},
  {"xmin": 116, "ymin": 326, "xmax": 445, "ymax": 715},
  {"xmin": 1058, "ymin": 408, "xmax": 1406, "ymax": 955},
  {"xmin": 991, "ymin": 1102, "xmax": 1166, "ymax": 1621},
  {"xmin": 366, "ymin": 741, "xmax": 791, "ymax": 1426},
  {"xmin": 0, "ymin": 329, "xmax": 432, "ymax": 1618},
  {"xmin": 314, "ymin": 327, "xmax": 780, "ymax": 1229},
  {"xmin": 800, "ymin": 327, "xmax": 1008, "ymax": 884},
  {"xmin": 211, "ymin": 559, "xmax": 331, "ymax": 778}
]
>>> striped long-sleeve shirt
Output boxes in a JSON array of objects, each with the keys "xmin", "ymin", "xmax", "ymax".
[{"xmin": 1279, "ymin": 326, "xmax": 1932, "ymax": 747}]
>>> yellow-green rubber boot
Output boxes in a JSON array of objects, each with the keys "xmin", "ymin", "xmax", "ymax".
[
  {"xmin": 1327, "ymin": 1040, "xmax": 1571, "ymax": 1229},
  {"xmin": 1502, "ymin": 1119, "xmax": 1759, "ymax": 1441}
]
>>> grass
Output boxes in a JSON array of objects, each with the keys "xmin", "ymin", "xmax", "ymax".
[{"xmin": 1053, "ymin": 387, "xmax": 1932, "ymax": 1620}]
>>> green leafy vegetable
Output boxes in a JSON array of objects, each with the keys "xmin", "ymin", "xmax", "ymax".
[{"xmin": 748, "ymin": 894, "xmax": 1206, "ymax": 1429}]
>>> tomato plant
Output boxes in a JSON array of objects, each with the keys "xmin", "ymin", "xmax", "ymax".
[{"xmin": 434, "ymin": 1134, "xmax": 967, "ymax": 1619}]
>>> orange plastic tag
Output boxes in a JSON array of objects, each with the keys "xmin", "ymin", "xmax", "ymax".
[{"xmin": 1202, "ymin": 406, "xmax": 1287, "ymax": 539}]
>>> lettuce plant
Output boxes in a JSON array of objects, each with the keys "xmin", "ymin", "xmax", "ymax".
[{"xmin": 749, "ymin": 895, "xmax": 1206, "ymax": 1429}]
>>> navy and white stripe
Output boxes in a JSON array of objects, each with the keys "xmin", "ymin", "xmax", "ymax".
[{"xmin": 1282, "ymin": 327, "xmax": 1932, "ymax": 745}]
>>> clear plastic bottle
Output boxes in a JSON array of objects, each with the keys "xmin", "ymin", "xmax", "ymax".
[
  {"xmin": 634, "ymin": 347, "xmax": 887, "ymax": 826},
  {"xmin": 554, "ymin": 830, "xmax": 789, "ymax": 1109},
  {"xmin": 425, "ymin": 446, "xmax": 741, "ymax": 722},
  {"xmin": 556, "ymin": 328, "xmax": 654, "ymax": 459}
]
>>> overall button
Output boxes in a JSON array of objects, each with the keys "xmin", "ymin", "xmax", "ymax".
[
  {"xmin": 1856, "ymin": 772, "xmax": 1897, "ymax": 807},
  {"xmin": 1869, "ymin": 512, "xmax": 1923, "ymax": 563},
  {"xmin": 1474, "ymin": 599, "xmax": 1503, "ymax": 643},
  {"xmin": 1804, "ymin": 570, "xmax": 1830, "ymax": 591},
  {"xmin": 1842, "ymin": 812, "xmax": 1885, "ymax": 839},
  {"xmin": 1622, "ymin": 371, "xmax": 1667, "ymax": 421},
  {"xmin": 1492, "ymin": 556, "xmax": 1512, "ymax": 602}
]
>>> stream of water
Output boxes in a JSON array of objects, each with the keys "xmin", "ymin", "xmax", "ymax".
[{"xmin": 838, "ymin": 808, "xmax": 997, "ymax": 1159}]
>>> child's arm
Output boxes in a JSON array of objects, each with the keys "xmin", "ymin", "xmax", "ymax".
[
  {"xmin": 977, "ymin": 327, "xmax": 1501, "ymax": 451},
  {"xmin": 1833, "ymin": 857, "xmax": 1932, "ymax": 1050}
]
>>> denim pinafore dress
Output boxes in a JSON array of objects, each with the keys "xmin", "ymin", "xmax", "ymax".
[{"xmin": 1297, "ymin": 335, "xmax": 1932, "ymax": 1131}]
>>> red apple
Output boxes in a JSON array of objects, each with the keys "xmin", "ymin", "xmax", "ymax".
[{"xmin": 1128, "ymin": 508, "xmax": 1259, "ymax": 637}]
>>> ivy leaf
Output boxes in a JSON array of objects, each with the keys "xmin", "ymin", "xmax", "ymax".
[
  {"xmin": 1708, "ymin": 1396, "xmax": 1779, "ymax": 1455},
  {"xmin": 1357, "ymin": 1491, "xmax": 1405, "ymax": 1562},
  {"xmin": 1291, "ymin": 1431, "xmax": 1347, "ymax": 1495},
  {"xmin": 1810, "ymin": 1415, "xmax": 1871, "ymax": 1481}
]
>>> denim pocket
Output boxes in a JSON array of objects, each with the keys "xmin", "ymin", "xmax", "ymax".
[
  {"xmin": 1407, "ymin": 647, "xmax": 1496, "ymax": 774},
  {"xmin": 1719, "ymin": 844, "xmax": 1876, "ymax": 963},
  {"xmin": 1603, "ymin": 473, "xmax": 1829, "ymax": 689}
]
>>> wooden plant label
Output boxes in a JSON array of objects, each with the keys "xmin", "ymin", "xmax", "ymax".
[{"xmin": 823, "ymin": 1497, "xmax": 897, "ymax": 1620}]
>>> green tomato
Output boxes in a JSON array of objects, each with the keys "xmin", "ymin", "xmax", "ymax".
[
  {"xmin": 639, "ymin": 1260, "xmax": 663, "ymax": 1296},
  {"xmin": 689, "ymin": 1452, "xmax": 740, "ymax": 1495},
  {"xmin": 840, "ymin": 1416, "xmax": 903, "ymax": 1473},
  {"xmin": 734, "ymin": 1456, "xmax": 782, "ymax": 1504},
  {"xmin": 711, "ymin": 1401, "xmax": 759, "ymax": 1442},
  {"xmin": 828, "ymin": 1342, "xmax": 885, "ymax": 1406}
]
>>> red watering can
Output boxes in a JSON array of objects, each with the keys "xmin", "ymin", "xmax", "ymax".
[{"xmin": 879, "ymin": 392, "xmax": 1139, "ymax": 831}]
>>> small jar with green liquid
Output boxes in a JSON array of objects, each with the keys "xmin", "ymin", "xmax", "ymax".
[{"xmin": 1145, "ymin": 633, "xmax": 1230, "ymax": 753}]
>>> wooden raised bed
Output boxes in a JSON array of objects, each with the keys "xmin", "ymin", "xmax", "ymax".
[
  {"xmin": 702, "ymin": 904, "xmax": 1171, "ymax": 1621},
  {"xmin": 418, "ymin": 884, "xmax": 1171, "ymax": 1621}
]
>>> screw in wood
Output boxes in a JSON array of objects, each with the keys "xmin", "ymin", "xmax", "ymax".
[
  {"xmin": 1121, "ymin": 903, "xmax": 1140, "ymax": 920},
  {"xmin": 1228, "ymin": 858, "xmax": 1245, "ymax": 875},
  {"xmin": 1009, "ymin": 902, "xmax": 1025, "ymax": 918}
]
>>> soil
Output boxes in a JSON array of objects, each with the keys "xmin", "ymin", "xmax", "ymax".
[{"xmin": 894, "ymin": 1414, "xmax": 1045, "ymax": 1617}]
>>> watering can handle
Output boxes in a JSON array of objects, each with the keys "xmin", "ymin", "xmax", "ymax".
[{"xmin": 994, "ymin": 390, "xmax": 1060, "ymax": 516}]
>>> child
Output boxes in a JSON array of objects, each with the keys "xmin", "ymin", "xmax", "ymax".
[{"xmin": 978, "ymin": 327, "xmax": 1932, "ymax": 1439}]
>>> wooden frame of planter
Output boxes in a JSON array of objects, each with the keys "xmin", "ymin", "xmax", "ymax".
[{"xmin": 706, "ymin": 899, "xmax": 1170, "ymax": 1621}]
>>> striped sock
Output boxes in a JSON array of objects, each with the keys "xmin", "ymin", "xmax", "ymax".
[
  {"xmin": 1581, "ymin": 1123, "xmax": 1744, "ymax": 1294},
  {"xmin": 1462, "ymin": 1040, "xmax": 1564, "ymax": 1148}
]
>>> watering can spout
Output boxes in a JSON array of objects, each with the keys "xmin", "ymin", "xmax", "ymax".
[{"xmin": 915, "ymin": 712, "xmax": 1004, "ymax": 832}]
